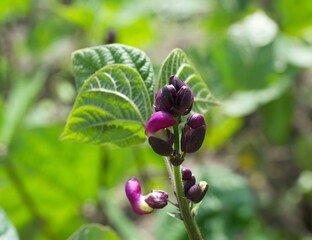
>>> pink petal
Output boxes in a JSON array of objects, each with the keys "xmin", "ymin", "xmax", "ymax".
[{"xmin": 145, "ymin": 111, "xmax": 176, "ymax": 137}]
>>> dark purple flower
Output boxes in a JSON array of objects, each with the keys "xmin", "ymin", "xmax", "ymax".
[
  {"xmin": 155, "ymin": 85, "xmax": 176, "ymax": 112},
  {"xmin": 181, "ymin": 114, "xmax": 206, "ymax": 153},
  {"xmin": 148, "ymin": 129, "xmax": 174, "ymax": 156},
  {"xmin": 125, "ymin": 177, "xmax": 168, "ymax": 215},
  {"xmin": 145, "ymin": 111, "xmax": 176, "ymax": 156},
  {"xmin": 186, "ymin": 181, "xmax": 209, "ymax": 203}
]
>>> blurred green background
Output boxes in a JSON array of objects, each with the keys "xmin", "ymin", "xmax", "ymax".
[{"xmin": 1, "ymin": 0, "xmax": 312, "ymax": 239}]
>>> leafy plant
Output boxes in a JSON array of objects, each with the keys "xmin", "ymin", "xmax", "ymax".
[{"xmin": 61, "ymin": 43, "xmax": 219, "ymax": 239}]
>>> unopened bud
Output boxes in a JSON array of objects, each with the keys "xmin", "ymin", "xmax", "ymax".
[
  {"xmin": 183, "ymin": 175, "xmax": 196, "ymax": 195},
  {"xmin": 144, "ymin": 190, "xmax": 168, "ymax": 209},
  {"xmin": 181, "ymin": 114, "xmax": 206, "ymax": 153},
  {"xmin": 169, "ymin": 75, "xmax": 186, "ymax": 90},
  {"xmin": 181, "ymin": 167, "xmax": 192, "ymax": 181},
  {"xmin": 155, "ymin": 85, "xmax": 176, "ymax": 112},
  {"xmin": 186, "ymin": 181, "xmax": 208, "ymax": 203},
  {"xmin": 175, "ymin": 86, "xmax": 193, "ymax": 115}
]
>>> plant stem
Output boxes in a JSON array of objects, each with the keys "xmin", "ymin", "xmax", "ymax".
[
  {"xmin": 164, "ymin": 156, "xmax": 175, "ymax": 193},
  {"xmin": 172, "ymin": 121, "xmax": 203, "ymax": 240}
]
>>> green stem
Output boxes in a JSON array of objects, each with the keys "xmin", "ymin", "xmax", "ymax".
[{"xmin": 172, "ymin": 121, "xmax": 203, "ymax": 240}]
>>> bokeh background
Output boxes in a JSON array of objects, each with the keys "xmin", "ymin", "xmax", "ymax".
[{"xmin": 1, "ymin": 0, "xmax": 312, "ymax": 239}]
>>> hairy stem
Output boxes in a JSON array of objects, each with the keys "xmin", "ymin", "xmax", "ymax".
[
  {"xmin": 164, "ymin": 157, "xmax": 176, "ymax": 194},
  {"xmin": 172, "ymin": 121, "xmax": 203, "ymax": 240}
]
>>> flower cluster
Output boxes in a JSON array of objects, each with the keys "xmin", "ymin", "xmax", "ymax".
[
  {"xmin": 125, "ymin": 76, "xmax": 208, "ymax": 216},
  {"xmin": 182, "ymin": 167, "xmax": 208, "ymax": 203},
  {"xmin": 145, "ymin": 76, "xmax": 206, "ymax": 156},
  {"xmin": 125, "ymin": 166, "xmax": 208, "ymax": 215}
]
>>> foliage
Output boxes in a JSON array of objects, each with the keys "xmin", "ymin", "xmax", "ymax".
[
  {"xmin": 0, "ymin": 0, "xmax": 312, "ymax": 239},
  {"xmin": 61, "ymin": 45, "xmax": 219, "ymax": 148}
]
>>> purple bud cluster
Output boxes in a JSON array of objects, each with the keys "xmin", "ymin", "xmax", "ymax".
[
  {"xmin": 145, "ymin": 76, "xmax": 206, "ymax": 157},
  {"xmin": 155, "ymin": 76, "xmax": 194, "ymax": 116},
  {"xmin": 182, "ymin": 167, "xmax": 208, "ymax": 203}
]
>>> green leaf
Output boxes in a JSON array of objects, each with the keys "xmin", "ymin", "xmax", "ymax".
[
  {"xmin": 0, "ymin": 125, "xmax": 102, "ymax": 238},
  {"xmin": 157, "ymin": 48, "xmax": 219, "ymax": 115},
  {"xmin": 61, "ymin": 64, "xmax": 151, "ymax": 147},
  {"xmin": 72, "ymin": 44, "xmax": 155, "ymax": 102},
  {"xmin": 0, "ymin": 207, "xmax": 19, "ymax": 240},
  {"xmin": 68, "ymin": 224, "xmax": 120, "ymax": 240}
]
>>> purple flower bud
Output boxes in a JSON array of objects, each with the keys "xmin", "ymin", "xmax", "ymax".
[
  {"xmin": 181, "ymin": 114, "xmax": 206, "ymax": 153},
  {"xmin": 181, "ymin": 167, "xmax": 192, "ymax": 181},
  {"xmin": 175, "ymin": 86, "xmax": 193, "ymax": 116},
  {"xmin": 144, "ymin": 190, "xmax": 168, "ymax": 209},
  {"xmin": 183, "ymin": 175, "xmax": 196, "ymax": 195},
  {"xmin": 145, "ymin": 111, "xmax": 176, "ymax": 137},
  {"xmin": 148, "ymin": 129, "xmax": 174, "ymax": 156},
  {"xmin": 186, "ymin": 181, "xmax": 209, "ymax": 203},
  {"xmin": 187, "ymin": 113, "xmax": 206, "ymax": 129},
  {"xmin": 168, "ymin": 76, "xmax": 194, "ymax": 116},
  {"xmin": 125, "ymin": 177, "xmax": 154, "ymax": 215},
  {"xmin": 155, "ymin": 85, "xmax": 176, "ymax": 112},
  {"xmin": 169, "ymin": 75, "xmax": 187, "ymax": 90}
]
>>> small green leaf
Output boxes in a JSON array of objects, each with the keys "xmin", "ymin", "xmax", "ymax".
[
  {"xmin": 61, "ymin": 64, "xmax": 151, "ymax": 147},
  {"xmin": 68, "ymin": 224, "xmax": 120, "ymax": 240},
  {"xmin": 0, "ymin": 207, "xmax": 19, "ymax": 240},
  {"xmin": 72, "ymin": 44, "xmax": 155, "ymax": 102},
  {"xmin": 157, "ymin": 48, "xmax": 219, "ymax": 115}
]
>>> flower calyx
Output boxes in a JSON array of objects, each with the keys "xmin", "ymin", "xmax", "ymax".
[{"xmin": 170, "ymin": 150, "xmax": 184, "ymax": 166}]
